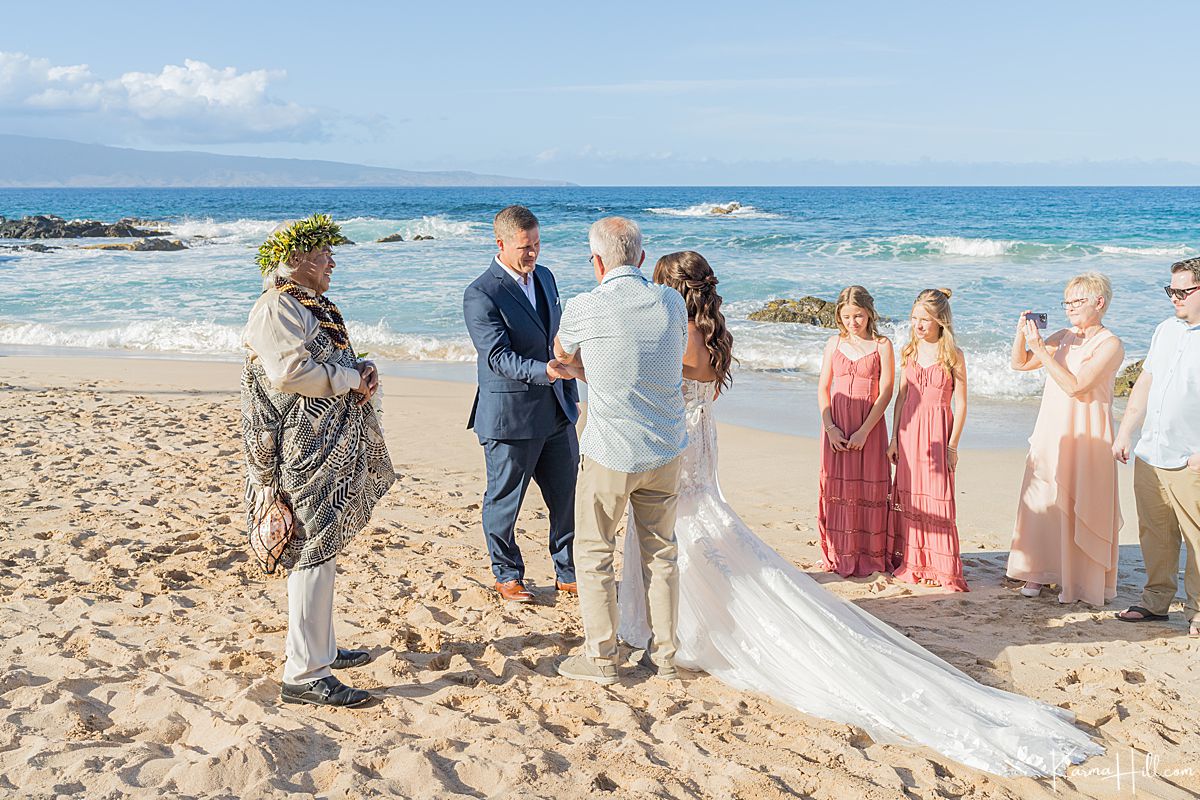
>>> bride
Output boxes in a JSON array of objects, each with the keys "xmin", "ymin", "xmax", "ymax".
[{"xmin": 611, "ymin": 251, "xmax": 1103, "ymax": 778}]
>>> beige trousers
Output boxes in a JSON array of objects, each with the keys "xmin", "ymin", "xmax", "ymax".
[
  {"xmin": 575, "ymin": 455, "xmax": 682, "ymax": 667},
  {"xmin": 283, "ymin": 557, "xmax": 338, "ymax": 684},
  {"xmin": 1134, "ymin": 459, "xmax": 1200, "ymax": 623}
]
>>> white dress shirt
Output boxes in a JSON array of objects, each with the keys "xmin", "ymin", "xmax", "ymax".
[
  {"xmin": 495, "ymin": 257, "xmax": 538, "ymax": 312},
  {"xmin": 1134, "ymin": 316, "xmax": 1200, "ymax": 469}
]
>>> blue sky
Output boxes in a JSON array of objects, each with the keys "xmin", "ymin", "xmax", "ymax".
[{"xmin": 1, "ymin": 1, "xmax": 1197, "ymax": 184}]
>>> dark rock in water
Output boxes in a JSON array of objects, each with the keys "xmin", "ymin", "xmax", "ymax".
[
  {"xmin": 0, "ymin": 214, "xmax": 170, "ymax": 239},
  {"xmin": 332, "ymin": 234, "xmax": 355, "ymax": 245},
  {"xmin": 412, "ymin": 234, "xmax": 435, "ymax": 241},
  {"xmin": 83, "ymin": 238, "xmax": 188, "ymax": 252},
  {"xmin": 748, "ymin": 296, "xmax": 839, "ymax": 328},
  {"xmin": 1, "ymin": 243, "xmax": 61, "ymax": 252},
  {"xmin": 377, "ymin": 233, "xmax": 405, "ymax": 243},
  {"xmin": 1114, "ymin": 359, "xmax": 1143, "ymax": 397}
]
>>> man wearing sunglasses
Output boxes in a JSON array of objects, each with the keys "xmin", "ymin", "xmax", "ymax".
[{"xmin": 1113, "ymin": 257, "xmax": 1200, "ymax": 636}]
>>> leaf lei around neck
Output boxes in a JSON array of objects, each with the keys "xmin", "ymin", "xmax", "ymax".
[{"xmin": 256, "ymin": 213, "xmax": 345, "ymax": 275}]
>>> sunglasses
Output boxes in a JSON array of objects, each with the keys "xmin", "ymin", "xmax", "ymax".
[{"xmin": 1164, "ymin": 285, "xmax": 1200, "ymax": 301}]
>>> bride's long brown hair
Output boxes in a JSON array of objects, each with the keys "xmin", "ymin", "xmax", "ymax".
[{"xmin": 653, "ymin": 251, "xmax": 735, "ymax": 391}]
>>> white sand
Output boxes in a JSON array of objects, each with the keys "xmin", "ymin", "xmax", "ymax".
[{"xmin": 0, "ymin": 354, "xmax": 1196, "ymax": 799}]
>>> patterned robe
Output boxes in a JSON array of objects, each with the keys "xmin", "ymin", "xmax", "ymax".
[{"xmin": 241, "ymin": 325, "xmax": 394, "ymax": 571}]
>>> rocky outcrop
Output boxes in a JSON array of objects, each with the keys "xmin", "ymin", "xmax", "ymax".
[
  {"xmin": 748, "ymin": 296, "xmax": 839, "ymax": 328},
  {"xmin": 1114, "ymin": 359, "xmax": 1143, "ymax": 397},
  {"xmin": 0, "ymin": 215, "xmax": 169, "ymax": 239},
  {"xmin": 412, "ymin": 234, "xmax": 434, "ymax": 241},
  {"xmin": 332, "ymin": 234, "xmax": 355, "ymax": 245},
  {"xmin": 1, "ymin": 243, "xmax": 60, "ymax": 252},
  {"xmin": 377, "ymin": 233, "xmax": 405, "ymax": 243},
  {"xmin": 709, "ymin": 202, "xmax": 741, "ymax": 215},
  {"xmin": 83, "ymin": 238, "xmax": 188, "ymax": 252}
]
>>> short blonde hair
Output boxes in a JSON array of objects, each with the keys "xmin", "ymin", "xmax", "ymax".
[{"xmin": 1065, "ymin": 272, "xmax": 1113, "ymax": 311}]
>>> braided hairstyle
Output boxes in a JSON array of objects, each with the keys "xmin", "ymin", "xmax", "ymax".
[{"xmin": 653, "ymin": 251, "xmax": 735, "ymax": 391}]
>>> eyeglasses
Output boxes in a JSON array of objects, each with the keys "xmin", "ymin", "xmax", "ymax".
[
  {"xmin": 1164, "ymin": 285, "xmax": 1200, "ymax": 301},
  {"xmin": 1059, "ymin": 297, "xmax": 1096, "ymax": 310},
  {"xmin": 588, "ymin": 255, "xmax": 595, "ymax": 264}
]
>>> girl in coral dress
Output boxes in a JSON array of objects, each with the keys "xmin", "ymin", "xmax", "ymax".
[
  {"xmin": 817, "ymin": 286, "xmax": 896, "ymax": 577},
  {"xmin": 1007, "ymin": 272, "xmax": 1125, "ymax": 605},
  {"xmin": 888, "ymin": 289, "xmax": 969, "ymax": 591}
]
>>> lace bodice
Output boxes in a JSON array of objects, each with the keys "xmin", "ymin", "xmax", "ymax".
[{"xmin": 679, "ymin": 379, "xmax": 720, "ymax": 497}]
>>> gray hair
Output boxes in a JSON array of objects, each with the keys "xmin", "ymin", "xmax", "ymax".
[
  {"xmin": 262, "ymin": 220, "xmax": 299, "ymax": 289},
  {"xmin": 588, "ymin": 216, "xmax": 643, "ymax": 268}
]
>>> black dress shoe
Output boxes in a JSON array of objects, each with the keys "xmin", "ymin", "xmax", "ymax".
[
  {"xmin": 280, "ymin": 675, "xmax": 371, "ymax": 707},
  {"xmin": 331, "ymin": 647, "xmax": 373, "ymax": 670}
]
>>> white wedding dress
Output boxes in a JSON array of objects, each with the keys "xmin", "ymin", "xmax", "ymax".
[{"xmin": 617, "ymin": 379, "xmax": 1102, "ymax": 777}]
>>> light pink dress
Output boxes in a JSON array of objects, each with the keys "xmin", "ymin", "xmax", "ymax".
[
  {"xmin": 890, "ymin": 360, "xmax": 968, "ymax": 591},
  {"xmin": 1007, "ymin": 329, "xmax": 1124, "ymax": 605},
  {"xmin": 818, "ymin": 347, "xmax": 894, "ymax": 577}
]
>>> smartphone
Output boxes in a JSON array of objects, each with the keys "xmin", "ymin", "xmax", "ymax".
[{"xmin": 1024, "ymin": 312, "xmax": 1048, "ymax": 330}]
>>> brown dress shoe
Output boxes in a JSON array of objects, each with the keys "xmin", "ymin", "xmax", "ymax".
[
  {"xmin": 555, "ymin": 580, "xmax": 578, "ymax": 595},
  {"xmin": 494, "ymin": 580, "xmax": 534, "ymax": 602}
]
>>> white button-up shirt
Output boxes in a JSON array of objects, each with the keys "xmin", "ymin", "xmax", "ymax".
[
  {"xmin": 495, "ymin": 256, "xmax": 537, "ymax": 312},
  {"xmin": 1134, "ymin": 316, "xmax": 1200, "ymax": 469},
  {"xmin": 557, "ymin": 264, "xmax": 688, "ymax": 473}
]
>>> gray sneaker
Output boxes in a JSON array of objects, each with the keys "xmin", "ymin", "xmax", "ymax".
[
  {"xmin": 557, "ymin": 654, "xmax": 618, "ymax": 686},
  {"xmin": 639, "ymin": 650, "xmax": 679, "ymax": 681}
]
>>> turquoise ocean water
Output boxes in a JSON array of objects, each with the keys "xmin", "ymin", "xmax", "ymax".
[{"xmin": 1, "ymin": 187, "xmax": 1196, "ymax": 445}]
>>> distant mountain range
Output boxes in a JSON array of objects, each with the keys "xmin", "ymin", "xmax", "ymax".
[{"xmin": 0, "ymin": 135, "xmax": 572, "ymax": 188}]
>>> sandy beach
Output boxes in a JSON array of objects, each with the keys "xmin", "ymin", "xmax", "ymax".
[{"xmin": 1, "ymin": 353, "xmax": 1197, "ymax": 800}]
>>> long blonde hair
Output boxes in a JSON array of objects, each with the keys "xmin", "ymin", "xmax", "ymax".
[
  {"xmin": 834, "ymin": 285, "xmax": 884, "ymax": 341},
  {"xmin": 900, "ymin": 288, "xmax": 959, "ymax": 378}
]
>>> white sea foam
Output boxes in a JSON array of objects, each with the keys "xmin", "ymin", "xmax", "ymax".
[
  {"xmin": 342, "ymin": 215, "xmax": 485, "ymax": 243},
  {"xmin": 0, "ymin": 319, "xmax": 246, "ymax": 353},
  {"xmin": 162, "ymin": 215, "xmax": 486, "ymax": 245},
  {"xmin": 1097, "ymin": 244, "xmax": 1195, "ymax": 257},
  {"xmin": 167, "ymin": 217, "xmax": 281, "ymax": 241},
  {"xmin": 0, "ymin": 318, "xmax": 477, "ymax": 363},
  {"xmin": 646, "ymin": 201, "xmax": 782, "ymax": 219}
]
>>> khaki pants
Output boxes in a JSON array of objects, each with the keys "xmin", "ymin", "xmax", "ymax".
[
  {"xmin": 283, "ymin": 557, "xmax": 338, "ymax": 684},
  {"xmin": 575, "ymin": 455, "xmax": 682, "ymax": 667},
  {"xmin": 1134, "ymin": 459, "xmax": 1200, "ymax": 624}
]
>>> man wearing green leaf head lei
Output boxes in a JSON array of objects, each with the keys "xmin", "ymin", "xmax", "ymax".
[{"xmin": 241, "ymin": 214, "xmax": 395, "ymax": 707}]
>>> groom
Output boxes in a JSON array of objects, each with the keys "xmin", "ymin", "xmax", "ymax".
[
  {"xmin": 553, "ymin": 216, "xmax": 689, "ymax": 684},
  {"xmin": 463, "ymin": 205, "xmax": 579, "ymax": 603}
]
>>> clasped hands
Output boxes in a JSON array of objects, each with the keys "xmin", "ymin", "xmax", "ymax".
[
  {"xmin": 826, "ymin": 425, "xmax": 868, "ymax": 453},
  {"xmin": 352, "ymin": 361, "xmax": 380, "ymax": 407},
  {"xmin": 546, "ymin": 358, "xmax": 582, "ymax": 383}
]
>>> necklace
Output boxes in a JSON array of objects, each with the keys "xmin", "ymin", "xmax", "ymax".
[{"xmin": 275, "ymin": 277, "xmax": 350, "ymax": 350}]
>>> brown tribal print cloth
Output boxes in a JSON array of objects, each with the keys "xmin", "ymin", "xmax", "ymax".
[
  {"xmin": 241, "ymin": 324, "xmax": 394, "ymax": 571},
  {"xmin": 275, "ymin": 276, "xmax": 351, "ymax": 350}
]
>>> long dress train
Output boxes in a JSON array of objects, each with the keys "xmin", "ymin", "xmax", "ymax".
[{"xmin": 617, "ymin": 379, "xmax": 1101, "ymax": 777}]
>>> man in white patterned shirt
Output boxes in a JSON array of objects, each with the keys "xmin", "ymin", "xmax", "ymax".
[{"xmin": 553, "ymin": 216, "xmax": 689, "ymax": 685}]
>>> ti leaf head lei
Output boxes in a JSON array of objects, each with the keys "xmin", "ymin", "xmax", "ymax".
[{"xmin": 256, "ymin": 214, "xmax": 345, "ymax": 275}]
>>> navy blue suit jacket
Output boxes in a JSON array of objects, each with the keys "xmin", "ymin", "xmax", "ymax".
[{"xmin": 463, "ymin": 259, "xmax": 579, "ymax": 440}]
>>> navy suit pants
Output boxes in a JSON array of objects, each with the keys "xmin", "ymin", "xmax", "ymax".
[{"xmin": 480, "ymin": 415, "xmax": 578, "ymax": 584}]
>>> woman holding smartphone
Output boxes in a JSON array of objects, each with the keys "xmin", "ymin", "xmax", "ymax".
[{"xmin": 1005, "ymin": 272, "xmax": 1125, "ymax": 606}]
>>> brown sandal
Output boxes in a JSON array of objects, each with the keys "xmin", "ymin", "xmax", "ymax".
[{"xmin": 1116, "ymin": 605, "xmax": 1169, "ymax": 622}]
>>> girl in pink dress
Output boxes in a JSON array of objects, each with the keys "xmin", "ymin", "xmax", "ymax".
[
  {"xmin": 888, "ymin": 289, "xmax": 969, "ymax": 591},
  {"xmin": 1007, "ymin": 272, "xmax": 1125, "ymax": 605},
  {"xmin": 817, "ymin": 286, "xmax": 896, "ymax": 577}
]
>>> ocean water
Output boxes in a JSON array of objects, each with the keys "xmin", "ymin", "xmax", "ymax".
[{"xmin": 1, "ymin": 187, "xmax": 1196, "ymax": 445}]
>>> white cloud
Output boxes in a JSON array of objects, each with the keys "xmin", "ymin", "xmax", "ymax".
[{"xmin": 0, "ymin": 51, "xmax": 323, "ymax": 143}]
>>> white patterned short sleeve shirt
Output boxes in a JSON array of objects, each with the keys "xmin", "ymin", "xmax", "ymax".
[{"xmin": 557, "ymin": 265, "xmax": 688, "ymax": 473}]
